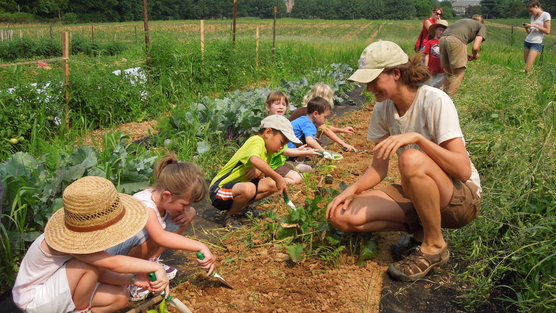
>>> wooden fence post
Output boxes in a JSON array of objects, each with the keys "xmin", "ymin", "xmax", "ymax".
[
  {"xmin": 232, "ymin": 0, "xmax": 237, "ymax": 46},
  {"xmin": 256, "ymin": 26, "xmax": 259, "ymax": 70},
  {"xmin": 142, "ymin": 0, "xmax": 151, "ymax": 65},
  {"xmin": 201, "ymin": 20, "xmax": 205, "ymax": 60},
  {"xmin": 91, "ymin": 24, "xmax": 94, "ymax": 43},
  {"xmin": 62, "ymin": 32, "xmax": 70, "ymax": 129},
  {"xmin": 272, "ymin": 7, "xmax": 277, "ymax": 62}
]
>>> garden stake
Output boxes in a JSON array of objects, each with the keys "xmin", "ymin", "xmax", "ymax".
[
  {"xmin": 196, "ymin": 252, "xmax": 234, "ymax": 289},
  {"xmin": 283, "ymin": 192, "xmax": 297, "ymax": 210},
  {"xmin": 147, "ymin": 273, "xmax": 193, "ymax": 313}
]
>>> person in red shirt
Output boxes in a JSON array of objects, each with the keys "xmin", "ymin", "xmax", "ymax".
[
  {"xmin": 415, "ymin": 7, "xmax": 443, "ymax": 52},
  {"xmin": 423, "ymin": 20, "xmax": 449, "ymax": 88}
]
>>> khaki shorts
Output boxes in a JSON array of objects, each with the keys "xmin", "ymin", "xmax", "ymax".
[
  {"xmin": 440, "ymin": 36, "xmax": 468, "ymax": 69},
  {"xmin": 382, "ymin": 178, "xmax": 481, "ymax": 234},
  {"xmin": 274, "ymin": 161, "xmax": 296, "ymax": 177}
]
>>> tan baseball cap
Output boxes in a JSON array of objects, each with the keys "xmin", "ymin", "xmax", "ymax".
[
  {"xmin": 260, "ymin": 115, "xmax": 302, "ymax": 144},
  {"xmin": 348, "ymin": 40, "xmax": 409, "ymax": 84}
]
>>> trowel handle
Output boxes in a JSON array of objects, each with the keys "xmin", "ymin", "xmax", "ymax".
[
  {"xmin": 196, "ymin": 252, "xmax": 216, "ymax": 277},
  {"xmin": 147, "ymin": 272, "xmax": 172, "ymax": 300}
]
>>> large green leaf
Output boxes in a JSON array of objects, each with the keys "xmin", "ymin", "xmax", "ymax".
[{"xmin": 70, "ymin": 146, "xmax": 99, "ymax": 168}]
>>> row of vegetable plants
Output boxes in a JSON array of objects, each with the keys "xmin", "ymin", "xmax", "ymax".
[{"xmin": 0, "ymin": 48, "xmax": 357, "ymax": 292}]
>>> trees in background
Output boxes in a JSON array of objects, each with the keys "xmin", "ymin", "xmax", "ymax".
[{"xmin": 0, "ymin": 0, "xmax": 550, "ymax": 23}]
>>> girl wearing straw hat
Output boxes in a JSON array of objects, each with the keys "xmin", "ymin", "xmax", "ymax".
[
  {"xmin": 326, "ymin": 41, "xmax": 481, "ymax": 281},
  {"xmin": 12, "ymin": 176, "xmax": 170, "ymax": 313},
  {"xmin": 106, "ymin": 154, "xmax": 216, "ymax": 301}
]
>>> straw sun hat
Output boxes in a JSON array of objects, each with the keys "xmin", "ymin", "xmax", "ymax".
[
  {"xmin": 428, "ymin": 19, "xmax": 449, "ymax": 38},
  {"xmin": 44, "ymin": 176, "xmax": 148, "ymax": 254}
]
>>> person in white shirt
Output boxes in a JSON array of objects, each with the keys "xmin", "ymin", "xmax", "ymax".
[
  {"xmin": 326, "ymin": 40, "xmax": 481, "ymax": 282},
  {"xmin": 523, "ymin": 0, "xmax": 551, "ymax": 72}
]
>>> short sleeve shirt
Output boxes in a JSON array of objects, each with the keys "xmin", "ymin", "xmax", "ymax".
[
  {"xmin": 423, "ymin": 38, "xmax": 443, "ymax": 74},
  {"xmin": 526, "ymin": 11, "xmax": 551, "ymax": 44},
  {"xmin": 442, "ymin": 19, "xmax": 487, "ymax": 44},
  {"xmin": 287, "ymin": 115, "xmax": 317, "ymax": 148},
  {"xmin": 211, "ymin": 135, "xmax": 271, "ymax": 187},
  {"xmin": 269, "ymin": 145, "xmax": 289, "ymax": 169},
  {"xmin": 367, "ymin": 85, "xmax": 481, "ymax": 194}
]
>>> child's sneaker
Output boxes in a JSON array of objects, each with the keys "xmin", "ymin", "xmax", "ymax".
[
  {"xmin": 223, "ymin": 214, "xmax": 243, "ymax": 229},
  {"xmin": 126, "ymin": 284, "xmax": 150, "ymax": 301},
  {"xmin": 148, "ymin": 257, "xmax": 178, "ymax": 280}
]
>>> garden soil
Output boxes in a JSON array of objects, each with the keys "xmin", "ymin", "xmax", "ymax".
[{"xmin": 0, "ymin": 86, "xmax": 511, "ymax": 313}]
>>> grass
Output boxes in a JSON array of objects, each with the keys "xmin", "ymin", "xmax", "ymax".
[{"xmin": 1, "ymin": 17, "xmax": 556, "ymax": 312}]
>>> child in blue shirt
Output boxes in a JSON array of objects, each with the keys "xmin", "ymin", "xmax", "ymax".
[{"xmin": 288, "ymin": 97, "xmax": 331, "ymax": 154}]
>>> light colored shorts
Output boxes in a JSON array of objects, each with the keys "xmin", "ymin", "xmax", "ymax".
[
  {"xmin": 382, "ymin": 177, "xmax": 481, "ymax": 234},
  {"xmin": 426, "ymin": 73, "xmax": 446, "ymax": 89},
  {"xmin": 106, "ymin": 213, "xmax": 181, "ymax": 256},
  {"xmin": 440, "ymin": 36, "xmax": 468, "ymax": 69},
  {"xmin": 24, "ymin": 263, "xmax": 99, "ymax": 313}
]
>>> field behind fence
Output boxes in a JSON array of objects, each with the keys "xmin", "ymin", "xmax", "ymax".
[{"xmin": 1, "ymin": 18, "xmax": 556, "ymax": 312}]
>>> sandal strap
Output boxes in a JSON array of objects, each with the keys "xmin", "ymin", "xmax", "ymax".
[{"xmin": 394, "ymin": 246, "xmax": 448, "ymax": 276}]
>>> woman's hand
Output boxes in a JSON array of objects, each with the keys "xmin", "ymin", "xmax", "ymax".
[
  {"xmin": 326, "ymin": 187, "xmax": 356, "ymax": 220},
  {"xmin": 373, "ymin": 133, "xmax": 421, "ymax": 160},
  {"xmin": 246, "ymin": 167, "xmax": 264, "ymax": 180}
]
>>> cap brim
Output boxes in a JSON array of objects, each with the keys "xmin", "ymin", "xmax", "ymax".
[
  {"xmin": 284, "ymin": 133, "xmax": 302, "ymax": 145},
  {"xmin": 44, "ymin": 193, "xmax": 148, "ymax": 254},
  {"xmin": 348, "ymin": 68, "xmax": 384, "ymax": 84}
]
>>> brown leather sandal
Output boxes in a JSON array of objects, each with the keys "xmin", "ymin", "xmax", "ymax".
[
  {"xmin": 390, "ymin": 233, "xmax": 422, "ymax": 261},
  {"xmin": 387, "ymin": 245, "xmax": 450, "ymax": 281}
]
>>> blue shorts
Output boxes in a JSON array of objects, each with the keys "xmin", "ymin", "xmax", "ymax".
[
  {"xmin": 524, "ymin": 41, "xmax": 543, "ymax": 52},
  {"xmin": 209, "ymin": 179, "xmax": 260, "ymax": 211}
]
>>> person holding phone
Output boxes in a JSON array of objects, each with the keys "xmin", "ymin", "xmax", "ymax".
[{"xmin": 523, "ymin": 0, "xmax": 551, "ymax": 72}]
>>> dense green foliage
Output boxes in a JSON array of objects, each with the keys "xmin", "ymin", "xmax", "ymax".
[
  {"xmin": 1, "ymin": 17, "xmax": 556, "ymax": 312},
  {"xmin": 1, "ymin": 0, "xmax": 548, "ymax": 23}
]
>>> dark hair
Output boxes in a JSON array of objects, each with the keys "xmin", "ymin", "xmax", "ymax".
[
  {"xmin": 526, "ymin": 0, "xmax": 541, "ymax": 9},
  {"xmin": 307, "ymin": 97, "xmax": 332, "ymax": 115},
  {"xmin": 265, "ymin": 90, "xmax": 289, "ymax": 106},
  {"xmin": 258, "ymin": 128, "xmax": 282, "ymax": 137},
  {"xmin": 153, "ymin": 154, "xmax": 208, "ymax": 203},
  {"xmin": 384, "ymin": 54, "xmax": 431, "ymax": 88}
]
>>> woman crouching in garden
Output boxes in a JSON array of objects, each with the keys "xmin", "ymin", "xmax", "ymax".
[{"xmin": 326, "ymin": 40, "xmax": 481, "ymax": 281}]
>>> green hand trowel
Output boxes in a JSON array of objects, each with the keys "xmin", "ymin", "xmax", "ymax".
[
  {"xmin": 196, "ymin": 252, "xmax": 234, "ymax": 289},
  {"xmin": 147, "ymin": 272, "xmax": 192, "ymax": 313},
  {"xmin": 283, "ymin": 192, "xmax": 296, "ymax": 210}
]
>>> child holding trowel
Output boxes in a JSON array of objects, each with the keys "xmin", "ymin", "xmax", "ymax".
[
  {"xmin": 12, "ymin": 176, "xmax": 170, "ymax": 313},
  {"xmin": 106, "ymin": 154, "xmax": 216, "ymax": 301},
  {"xmin": 209, "ymin": 114, "xmax": 302, "ymax": 229},
  {"xmin": 248, "ymin": 91, "xmax": 321, "ymax": 186}
]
